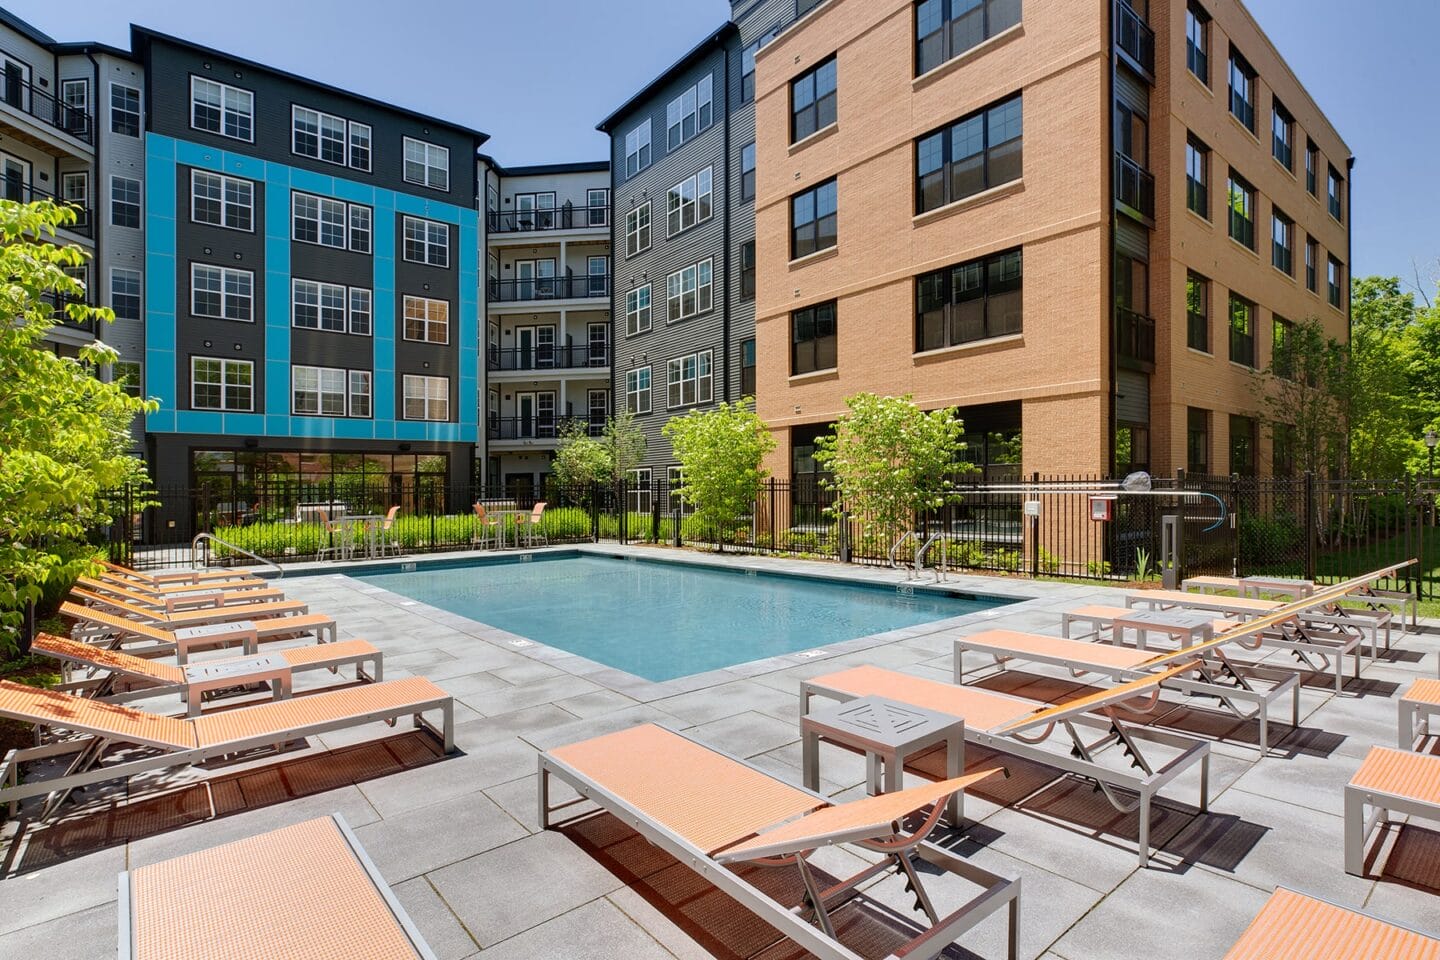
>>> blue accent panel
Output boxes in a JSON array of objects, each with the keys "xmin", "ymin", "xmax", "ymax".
[
  {"xmin": 289, "ymin": 167, "xmax": 333, "ymax": 196},
  {"xmin": 372, "ymin": 203, "xmax": 397, "ymax": 424},
  {"xmin": 222, "ymin": 151, "xmax": 267, "ymax": 181},
  {"xmin": 456, "ymin": 213, "xmax": 479, "ymax": 437},
  {"xmin": 146, "ymin": 409, "xmax": 176, "ymax": 433},
  {"xmin": 289, "ymin": 417, "xmax": 336, "ymax": 439},
  {"xmin": 332, "ymin": 419, "xmax": 377, "ymax": 441},
  {"xmin": 145, "ymin": 134, "xmax": 179, "ymax": 418},
  {"xmin": 174, "ymin": 412, "xmax": 226, "ymax": 435},
  {"xmin": 266, "ymin": 415, "xmax": 290, "ymax": 435},
  {"xmin": 174, "ymin": 139, "xmax": 213, "ymax": 170},
  {"xmin": 330, "ymin": 179, "xmax": 376, "ymax": 205},
  {"xmin": 264, "ymin": 174, "xmax": 293, "ymax": 417},
  {"xmin": 223, "ymin": 414, "xmax": 266, "ymax": 435}
]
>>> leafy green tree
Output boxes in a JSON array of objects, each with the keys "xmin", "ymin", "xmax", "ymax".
[
  {"xmin": 813, "ymin": 393, "xmax": 970, "ymax": 544},
  {"xmin": 603, "ymin": 408, "xmax": 647, "ymax": 485},
  {"xmin": 0, "ymin": 200, "xmax": 153, "ymax": 653},
  {"xmin": 662, "ymin": 400, "xmax": 775, "ymax": 549},
  {"xmin": 1255, "ymin": 317, "xmax": 1350, "ymax": 478},
  {"xmin": 551, "ymin": 419, "xmax": 613, "ymax": 490}
]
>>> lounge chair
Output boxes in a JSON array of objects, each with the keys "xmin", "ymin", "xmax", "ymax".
[
  {"xmin": 802, "ymin": 661, "xmax": 1211, "ymax": 866},
  {"xmin": 33, "ymin": 633, "xmax": 381, "ymax": 713},
  {"xmin": 1399, "ymin": 678, "xmax": 1440, "ymax": 750},
  {"xmin": 1223, "ymin": 887, "xmax": 1440, "ymax": 959},
  {"xmin": 95, "ymin": 570, "xmax": 269, "ymax": 595},
  {"xmin": 70, "ymin": 586, "xmax": 311, "ymax": 629},
  {"xmin": 954, "ymin": 628, "xmax": 1301, "ymax": 751},
  {"xmin": 101, "ymin": 559, "xmax": 258, "ymax": 586},
  {"xmin": 540, "ymin": 723, "xmax": 1020, "ymax": 960},
  {"xmin": 119, "ymin": 814, "xmax": 439, "ymax": 960},
  {"xmin": 76, "ymin": 576, "xmax": 286, "ymax": 613},
  {"xmin": 1345, "ymin": 745, "xmax": 1440, "ymax": 877},
  {"xmin": 515, "ymin": 500, "xmax": 548, "ymax": 547},
  {"xmin": 0, "ymin": 675, "xmax": 453, "ymax": 821},
  {"xmin": 470, "ymin": 503, "xmax": 500, "ymax": 549},
  {"xmin": 61, "ymin": 601, "xmax": 338, "ymax": 659},
  {"xmin": 316, "ymin": 508, "xmax": 357, "ymax": 562},
  {"xmin": 377, "ymin": 505, "xmax": 403, "ymax": 558}
]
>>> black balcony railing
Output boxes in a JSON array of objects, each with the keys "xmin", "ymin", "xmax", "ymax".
[
  {"xmin": 487, "ymin": 415, "xmax": 602, "ymax": 442},
  {"xmin": 487, "ymin": 344, "xmax": 610, "ymax": 372},
  {"xmin": 1116, "ymin": 308, "xmax": 1156, "ymax": 367},
  {"xmin": 1114, "ymin": 153, "xmax": 1155, "ymax": 220},
  {"xmin": 0, "ymin": 74, "xmax": 94, "ymax": 144},
  {"xmin": 489, "ymin": 204, "xmax": 610, "ymax": 233},
  {"xmin": 489, "ymin": 275, "xmax": 610, "ymax": 303},
  {"xmin": 1, "ymin": 181, "xmax": 92, "ymax": 235},
  {"xmin": 1114, "ymin": 0, "xmax": 1155, "ymax": 75}
]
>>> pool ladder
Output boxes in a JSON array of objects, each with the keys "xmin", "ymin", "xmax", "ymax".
[
  {"xmin": 889, "ymin": 531, "xmax": 948, "ymax": 583},
  {"xmin": 192, "ymin": 533, "xmax": 285, "ymax": 579}
]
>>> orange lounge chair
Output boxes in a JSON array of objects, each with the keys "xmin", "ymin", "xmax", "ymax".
[
  {"xmin": 1224, "ymin": 887, "xmax": 1440, "ymax": 959},
  {"xmin": 70, "ymin": 586, "xmax": 311, "ymax": 628},
  {"xmin": 1345, "ymin": 746, "xmax": 1440, "ymax": 876},
  {"xmin": 93, "ymin": 570, "xmax": 269, "ymax": 595},
  {"xmin": 120, "ymin": 814, "xmax": 438, "ymax": 960},
  {"xmin": 33, "ymin": 633, "xmax": 381, "ymax": 713},
  {"xmin": 102, "ymin": 559, "xmax": 259, "ymax": 586},
  {"xmin": 76, "ymin": 576, "xmax": 285, "ymax": 614},
  {"xmin": 62, "ymin": 601, "xmax": 337, "ymax": 658},
  {"xmin": 1399, "ymin": 678, "xmax": 1440, "ymax": 750},
  {"xmin": 540, "ymin": 723, "xmax": 1019, "ymax": 960},
  {"xmin": 0, "ymin": 676, "xmax": 453, "ymax": 821},
  {"xmin": 802, "ymin": 662, "xmax": 1211, "ymax": 867}
]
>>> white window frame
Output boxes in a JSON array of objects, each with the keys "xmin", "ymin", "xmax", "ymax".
[
  {"xmin": 110, "ymin": 267, "xmax": 142, "ymax": 322},
  {"xmin": 625, "ymin": 284, "xmax": 652, "ymax": 337},
  {"xmin": 190, "ymin": 356, "xmax": 253, "ymax": 412},
  {"xmin": 625, "ymin": 366, "xmax": 652, "ymax": 415},
  {"xmin": 190, "ymin": 263, "xmax": 254, "ymax": 322},
  {"xmin": 291, "ymin": 365, "xmax": 349, "ymax": 417},
  {"xmin": 667, "ymin": 350, "xmax": 714, "ymax": 409},
  {"xmin": 348, "ymin": 204, "xmax": 371, "ymax": 254},
  {"xmin": 112, "ymin": 360, "xmax": 142, "ymax": 398},
  {"xmin": 60, "ymin": 170, "xmax": 88, "ymax": 211},
  {"xmin": 292, "ymin": 278, "xmax": 370, "ymax": 335},
  {"xmin": 111, "ymin": 175, "xmax": 141, "ymax": 228},
  {"xmin": 348, "ymin": 122, "xmax": 372, "ymax": 172},
  {"xmin": 402, "ymin": 215, "xmax": 450, "ymax": 267},
  {"xmin": 587, "ymin": 188, "xmax": 610, "ymax": 226},
  {"xmin": 190, "ymin": 170, "xmax": 254, "ymax": 232},
  {"xmin": 624, "ymin": 119, "xmax": 652, "ymax": 179},
  {"xmin": 349, "ymin": 370, "xmax": 372, "ymax": 418},
  {"xmin": 109, "ymin": 82, "xmax": 140, "ymax": 136},
  {"xmin": 348, "ymin": 287, "xmax": 372, "ymax": 336},
  {"xmin": 666, "ymin": 74, "xmax": 714, "ymax": 151},
  {"xmin": 625, "ymin": 201, "xmax": 652, "ymax": 258},
  {"xmin": 629, "ymin": 468, "xmax": 653, "ymax": 513},
  {"xmin": 402, "ymin": 295, "xmax": 450, "ymax": 344},
  {"xmin": 402, "ymin": 374, "xmax": 450, "ymax": 421},
  {"xmin": 666, "ymin": 259, "xmax": 714, "ymax": 323},
  {"xmin": 402, "ymin": 136, "xmax": 450, "ymax": 190},
  {"xmin": 190, "ymin": 76, "xmax": 254, "ymax": 142},
  {"xmin": 291, "ymin": 191, "xmax": 364, "ymax": 250},
  {"xmin": 666, "ymin": 166, "xmax": 713, "ymax": 237}
]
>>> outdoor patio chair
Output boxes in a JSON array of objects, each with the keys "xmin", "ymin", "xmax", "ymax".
[
  {"xmin": 32, "ymin": 633, "xmax": 381, "ymax": 708},
  {"xmin": 377, "ymin": 505, "xmax": 403, "ymax": 558},
  {"xmin": 61, "ymin": 601, "xmax": 338, "ymax": 660},
  {"xmin": 1399, "ymin": 678, "xmax": 1440, "ymax": 750},
  {"xmin": 70, "ymin": 586, "xmax": 311, "ymax": 630},
  {"xmin": 516, "ymin": 500, "xmax": 548, "ymax": 547},
  {"xmin": 1223, "ymin": 887, "xmax": 1439, "ymax": 959},
  {"xmin": 0, "ymin": 675, "xmax": 453, "ymax": 821},
  {"xmin": 540, "ymin": 723, "xmax": 1019, "ymax": 960},
  {"xmin": 316, "ymin": 509, "xmax": 357, "ymax": 562},
  {"xmin": 802, "ymin": 660, "xmax": 1211, "ymax": 867},
  {"xmin": 470, "ymin": 503, "xmax": 500, "ymax": 549},
  {"xmin": 119, "ymin": 815, "xmax": 439, "ymax": 960},
  {"xmin": 75, "ymin": 576, "xmax": 286, "ymax": 614},
  {"xmin": 95, "ymin": 570, "xmax": 269, "ymax": 595},
  {"xmin": 101, "ymin": 559, "xmax": 259, "ymax": 587},
  {"xmin": 1345, "ymin": 745, "xmax": 1440, "ymax": 876}
]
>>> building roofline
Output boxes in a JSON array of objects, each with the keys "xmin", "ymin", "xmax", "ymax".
[
  {"xmin": 596, "ymin": 21, "xmax": 737, "ymax": 133},
  {"xmin": 0, "ymin": 8, "xmax": 56, "ymax": 46},
  {"xmin": 52, "ymin": 40, "xmax": 136, "ymax": 59},
  {"xmin": 500, "ymin": 160, "xmax": 609, "ymax": 177},
  {"xmin": 130, "ymin": 24, "xmax": 490, "ymax": 146}
]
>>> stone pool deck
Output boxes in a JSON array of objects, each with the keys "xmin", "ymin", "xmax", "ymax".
[{"xmin": 2, "ymin": 544, "xmax": 1437, "ymax": 959}]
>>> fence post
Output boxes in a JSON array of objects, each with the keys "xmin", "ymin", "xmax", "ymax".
[
  {"xmin": 1229, "ymin": 474, "xmax": 1240, "ymax": 577},
  {"xmin": 769, "ymin": 478, "xmax": 777, "ymax": 550},
  {"xmin": 651, "ymin": 478, "xmax": 660, "ymax": 543},
  {"xmin": 590, "ymin": 483, "xmax": 601, "ymax": 541},
  {"xmin": 1303, "ymin": 471, "xmax": 1317, "ymax": 582},
  {"xmin": 1029, "ymin": 471, "xmax": 1040, "ymax": 578},
  {"xmin": 838, "ymin": 510, "xmax": 851, "ymax": 564}
]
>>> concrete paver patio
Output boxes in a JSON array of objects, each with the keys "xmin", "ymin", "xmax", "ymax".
[{"xmin": 2, "ymin": 543, "xmax": 1437, "ymax": 958}]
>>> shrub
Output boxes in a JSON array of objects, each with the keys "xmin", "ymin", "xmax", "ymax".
[
  {"xmin": 1037, "ymin": 548, "xmax": 1062, "ymax": 575},
  {"xmin": 1086, "ymin": 559, "xmax": 1113, "ymax": 578}
]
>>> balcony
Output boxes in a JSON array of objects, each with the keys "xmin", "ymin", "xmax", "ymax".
[
  {"xmin": 3, "ymin": 181, "xmax": 92, "ymax": 236},
  {"xmin": 1114, "ymin": 153, "xmax": 1154, "ymax": 221},
  {"xmin": 487, "ymin": 344, "xmax": 610, "ymax": 372},
  {"xmin": 1116, "ymin": 308, "xmax": 1155, "ymax": 370},
  {"xmin": 489, "ymin": 204, "xmax": 609, "ymax": 234},
  {"xmin": 487, "ymin": 415, "xmax": 603, "ymax": 442},
  {"xmin": 1114, "ymin": 0, "xmax": 1155, "ymax": 76},
  {"xmin": 0, "ymin": 75, "xmax": 94, "ymax": 146},
  {"xmin": 489, "ymin": 275, "xmax": 610, "ymax": 304}
]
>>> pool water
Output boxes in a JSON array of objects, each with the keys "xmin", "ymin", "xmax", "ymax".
[{"xmin": 354, "ymin": 554, "xmax": 1014, "ymax": 682}]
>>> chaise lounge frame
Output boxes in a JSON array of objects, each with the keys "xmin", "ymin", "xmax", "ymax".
[{"xmin": 1344, "ymin": 745, "xmax": 1440, "ymax": 877}]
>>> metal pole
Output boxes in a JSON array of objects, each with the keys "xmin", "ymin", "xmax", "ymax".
[{"xmin": 1304, "ymin": 471, "xmax": 1317, "ymax": 583}]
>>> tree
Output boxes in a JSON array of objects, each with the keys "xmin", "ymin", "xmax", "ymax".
[
  {"xmin": 1255, "ymin": 317, "xmax": 1350, "ymax": 478},
  {"xmin": 0, "ymin": 200, "xmax": 154, "ymax": 653},
  {"xmin": 812, "ymin": 393, "xmax": 970, "ymax": 544},
  {"xmin": 603, "ymin": 408, "xmax": 647, "ymax": 485},
  {"xmin": 662, "ymin": 400, "xmax": 775, "ymax": 548},
  {"xmin": 551, "ymin": 420, "xmax": 612, "ymax": 490}
]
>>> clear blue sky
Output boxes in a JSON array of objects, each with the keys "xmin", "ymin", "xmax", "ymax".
[{"xmin": 8, "ymin": 0, "xmax": 1433, "ymax": 290}]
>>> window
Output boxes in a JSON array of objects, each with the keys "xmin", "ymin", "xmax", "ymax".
[
  {"xmin": 402, "ymin": 216, "xmax": 450, "ymax": 267},
  {"xmin": 111, "ymin": 269, "xmax": 141, "ymax": 321},
  {"xmin": 192, "ymin": 264, "xmax": 253, "ymax": 322},
  {"xmin": 666, "ymin": 74, "xmax": 713, "ymax": 151},
  {"xmin": 1229, "ymin": 293, "xmax": 1255, "ymax": 367},
  {"xmin": 741, "ymin": 142, "xmax": 756, "ymax": 201},
  {"xmin": 1186, "ymin": 271, "xmax": 1209, "ymax": 352},
  {"xmin": 588, "ymin": 188, "xmax": 610, "ymax": 226},
  {"xmin": 61, "ymin": 172, "xmax": 88, "ymax": 219},
  {"xmin": 1305, "ymin": 140, "xmax": 1318, "ymax": 195},
  {"xmin": 1305, "ymin": 237, "xmax": 1318, "ymax": 292},
  {"xmin": 916, "ymin": 94, "xmax": 1022, "ymax": 214},
  {"xmin": 666, "ymin": 259, "xmax": 714, "ymax": 322},
  {"xmin": 1186, "ymin": 2, "xmax": 1209, "ymax": 84},
  {"xmin": 349, "ymin": 123, "xmax": 372, "ymax": 172},
  {"xmin": 1272, "ymin": 101, "xmax": 1293, "ymax": 171},
  {"xmin": 740, "ymin": 339, "xmax": 756, "ymax": 397},
  {"xmin": 915, "ymin": 247, "xmax": 1022, "ymax": 350},
  {"xmin": 1186, "ymin": 407, "xmax": 1210, "ymax": 474},
  {"xmin": 791, "ymin": 301, "xmax": 837, "ymax": 375},
  {"xmin": 625, "ymin": 202, "xmax": 652, "ymax": 257},
  {"xmin": 741, "ymin": 240, "xmax": 756, "ymax": 300},
  {"xmin": 625, "ymin": 285, "xmax": 652, "ymax": 336},
  {"xmin": 1186, "ymin": 135, "xmax": 1209, "ymax": 218},
  {"xmin": 112, "ymin": 361, "xmax": 142, "ymax": 399},
  {"xmin": 402, "ymin": 375, "xmax": 450, "ymax": 421},
  {"xmin": 293, "ymin": 279, "xmax": 344, "ymax": 333},
  {"xmin": 403, "ymin": 296, "xmax": 450, "ymax": 344},
  {"xmin": 741, "ymin": 26, "xmax": 781, "ymax": 105},
  {"xmin": 348, "ymin": 288, "xmax": 372, "ymax": 336},
  {"xmin": 791, "ymin": 57, "xmax": 837, "ymax": 143},
  {"xmin": 190, "ymin": 77, "xmax": 252, "ymax": 141},
  {"xmin": 292, "ymin": 366, "xmax": 349, "ymax": 417},
  {"xmin": 402, "ymin": 137, "xmax": 449, "ymax": 190},
  {"xmin": 1272, "ymin": 316, "xmax": 1294, "ymax": 379},
  {"xmin": 1228, "ymin": 47, "xmax": 1256, "ymax": 132},
  {"xmin": 667, "ymin": 166, "xmax": 713, "ymax": 236},
  {"xmin": 292, "ymin": 106, "xmax": 369, "ymax": 169},
  {"xmin": 293, "ymin": 193, "xmax": 371, "ymax": 252},
  {"xmin": 915, "ymin": 0, "xmax": 1022, "ymax": 77},
  {"xmin": 624, "ymin": 120, "xmax": 652, "ymax": 178},
  {"xmin": 1327, "ymin": 165, "xmax": 1343, "ymax": 220},
  {"xmin": 1229, "ymin": 415, "xmax": 1256, "ymax": 476},
  {"xmin": 798, "ymin": 0, "xmax": 825, "ymax": 15},
  {"xmin": 349, "ymin": 370, "xmax": 372, "ymax": 418},
  {"xmin": 60, "ymin": 79, "xmax": 88, "ymax": 131},
  {"xmin": 110, "ymin": 176, "xmax": 140, "ymax": 228},
  {"xmin": 110, "ymin": 83, "xmax": 139, "ymax": 136},
  {"xmin": 1328, "ymin": 256, "xmax": 1343, "ymax": 307},
  {"xmin": 1271, "ymin": 209, "xmax": 1293, "ymax": 276},
  {"xmin": 191, "ymin": 357, "xmax": 252, "ymax": 411},
  {"xmin": 792, "ymin": 178, "xmax": 838, "ymax": 259},
  {"xmin": 667, "ymin": 351, "xmax": 714, "ymax": 408},
  {"xmin": 1227, "ymin": 171, "xmax": 1254, "ymax": 249},
  {"xmin": 629, "ymin": 468, "xmax": 653, "ymax": 513},
  {"xmin": 191, "ymin": 171, "xmax": 253, "ymax": 231},
  {"xmin": 625, "ymin": 367, "xmax": 652, "ymax": 415}
]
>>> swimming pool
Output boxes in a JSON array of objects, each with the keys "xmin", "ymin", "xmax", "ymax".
[{"xmin": 353, "ymin": 553, "xmax": 1016, "ymax": 682}]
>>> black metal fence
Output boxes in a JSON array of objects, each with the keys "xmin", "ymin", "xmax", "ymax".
[{"xmin": 101, "ymin": 474, "xmax": 1437, "ymax": 602}]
